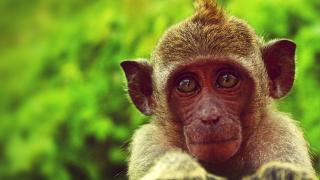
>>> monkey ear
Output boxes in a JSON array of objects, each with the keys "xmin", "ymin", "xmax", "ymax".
[
  {"xmin": 120, "ymin": 59, "xmax": 154, "ymax": 116},
  {"xmin": 262, "ymin": 39, "xmax": 296, "ymax": 99}
]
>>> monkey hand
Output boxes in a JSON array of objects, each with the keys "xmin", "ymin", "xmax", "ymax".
[
  {"xmin": 243, "ymin": 162, "xmax": 317, "ymax": 180},
  {"xmin": 141, "ymin": 151, "xmax": 226, "ymax": 180}
]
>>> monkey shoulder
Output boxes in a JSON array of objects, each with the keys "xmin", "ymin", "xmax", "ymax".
[
  {"xmin": 261, "ymin": 112, "xmax": 304, "ymax": 138},
  {"xmin": 128, "ymin": 122, "xmax": 184, "ymax": 179},
  {"xmin": 131, "ymin": 121, "xmax": 182, "ymax": 148},
  {"xmin": 259, "ymin": 111, "xmax": 307, "ymax": 147},
  {"xmin": 244, "ymin": 111, "xmax": 312, "ymax": 170},
  {"xmin": 130, "ymin": 123, "xmax": 172, "ymax": 157}
]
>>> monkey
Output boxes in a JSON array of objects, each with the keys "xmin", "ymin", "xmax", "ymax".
[{"xmin": 120, "ymin": 0, "xmax": 317, "ymax": 179}]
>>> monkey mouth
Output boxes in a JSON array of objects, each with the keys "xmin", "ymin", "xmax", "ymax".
[
  {"xmin": 187, "ymin": 137, "xmax": 241, "ymax": 162},
  {"xmin": 189, "ymin": 138, "xmax": 239, "ymax": 145}
]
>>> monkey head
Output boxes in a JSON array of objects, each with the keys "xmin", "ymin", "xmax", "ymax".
[{"xmin": 121, "ymin": 0, "xmax": 295, "ymax": 164}]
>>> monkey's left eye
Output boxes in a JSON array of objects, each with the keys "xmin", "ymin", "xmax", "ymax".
[
  {"xmin": 216, "ymin": 72, "xmax": 239, "ymax": 89},
  {"xmin": 177, "ymin": 77, "xmax": 198, "ymax": 94}
]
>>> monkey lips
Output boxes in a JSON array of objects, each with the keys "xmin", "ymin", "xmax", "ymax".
[{"xmin": 184, "ymin": 122, "xmax": 242, "ymax": 163}]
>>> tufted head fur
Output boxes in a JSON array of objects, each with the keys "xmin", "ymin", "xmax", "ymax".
[{"xmin": 192, "ymin": 0, "xmax": 225, "ymax": 25}]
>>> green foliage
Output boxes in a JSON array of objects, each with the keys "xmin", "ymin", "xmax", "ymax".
[{"xmin": 0, "ymin": 0, "xmax": 319, "ymax": 179}]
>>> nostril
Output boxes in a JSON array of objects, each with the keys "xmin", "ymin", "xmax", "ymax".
[{"xmin": 201, "ymin": 116, "xmax": 220, "ymax": 124}]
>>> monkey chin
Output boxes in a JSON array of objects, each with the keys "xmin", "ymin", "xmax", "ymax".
[{"xmin": 187, "ymin": 138, "xmax": 241, "ymax": 163}]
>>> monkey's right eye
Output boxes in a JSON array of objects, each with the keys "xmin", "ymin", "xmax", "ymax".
[{"xmin": 177, "ymin": 77, "xmax": 198, "ymax": 94}]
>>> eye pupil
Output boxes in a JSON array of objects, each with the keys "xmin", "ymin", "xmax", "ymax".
[
  {"xmin": 177, "ymin": 77, "xmax": 197, "ymax": 93},
  {"xmin": 217, "ymin": 72, "xmax": 238, "ymax": 88}
]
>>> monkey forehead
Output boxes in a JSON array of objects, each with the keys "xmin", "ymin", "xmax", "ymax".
[
  {"xmin": 151, "ymin": 18, "xmax": 267, "ymax": 86},
  {"xmin": 151, "ymin": 17, "xmax": 260, "ymax": 65}
]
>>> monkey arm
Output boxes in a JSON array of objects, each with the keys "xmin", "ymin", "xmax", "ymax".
[
  {"xmin": 142, "ymin": 151, "xmax": 225, "ymax": 180},
  {"xmin": 243, "ymin": 162, "xmax": 317, "ymax": 180}
]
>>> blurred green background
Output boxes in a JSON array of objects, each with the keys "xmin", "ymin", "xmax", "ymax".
[{"xmin": 0, "ymin": 0, "xmax": 319, "ymax": 179}]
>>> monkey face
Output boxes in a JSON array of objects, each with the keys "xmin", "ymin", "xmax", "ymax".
[{"xmin": 168, "ymin": 60, "xmax": 253, "ymax": 163}]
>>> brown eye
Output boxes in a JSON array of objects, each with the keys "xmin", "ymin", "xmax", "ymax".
[
  {"xmin": 177, "ymin": 77, "xmax": 198, "ymax": 93},
  {"xmin": 216, "ymin": 72, "xmax": 239, "ymax": 88}
]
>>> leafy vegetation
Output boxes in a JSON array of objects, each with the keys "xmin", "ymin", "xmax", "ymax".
[{"xmin": 0, "ymin": 0, "xmax": 319, "ymax": 179}]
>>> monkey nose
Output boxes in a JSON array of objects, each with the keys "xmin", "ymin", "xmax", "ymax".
[{"xmin": 200, "ymin": 116, "xmax": 220, "ymax": 125}]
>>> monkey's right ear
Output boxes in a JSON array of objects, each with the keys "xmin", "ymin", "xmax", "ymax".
[{"xmin": 120, "ymin": 60, "xmax": 154, "ymax": 116}]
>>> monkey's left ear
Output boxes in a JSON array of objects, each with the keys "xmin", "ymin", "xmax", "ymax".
[
  {"xmin": 120, "ymin": 60, "xmax": 154, "ymax": 116},
  {"xmin": 262, "ymin": 39, "xmax": 296, "ymax": 99}
]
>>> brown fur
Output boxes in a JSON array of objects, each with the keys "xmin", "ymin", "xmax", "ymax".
[
  {"xmin": 124, "ymin": 0, "xmax": 315, "ymax": 179},
  {"xmin": 192, "ymin": 0, "xmax": 225, "ymax": 25}
]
